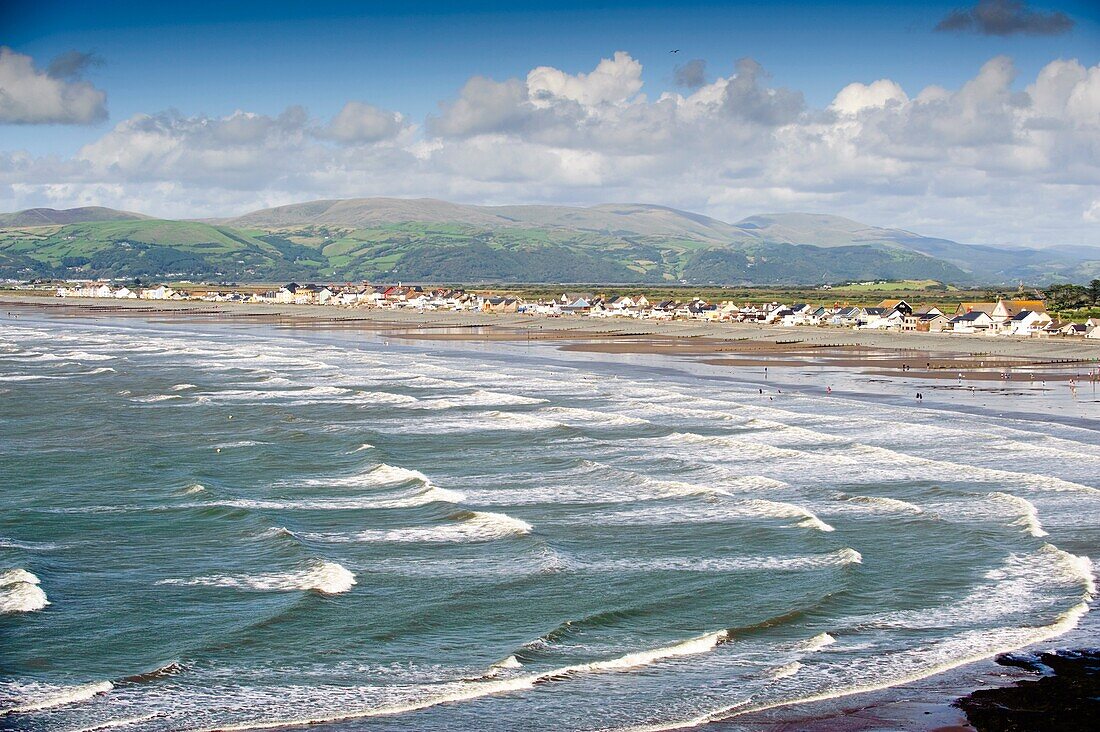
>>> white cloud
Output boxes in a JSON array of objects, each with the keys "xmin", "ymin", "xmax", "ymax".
[
  {"xmin": 831, "ymin": 79, "xmax": 909, "ymax": 115},
  {"xmin": 0, "ymin": 47, "xmax": 108, "ymax": 124},
  {"xmin": 2, "ymin": 52, "xmax": 1099, "ymax": 247},
  {"xmin": 320, "ymin": 101, "xmax": 407, "ymax": 144},
  {"xmin": 527, "ymin": 51, "xmax": 643, "ymax": 107}
]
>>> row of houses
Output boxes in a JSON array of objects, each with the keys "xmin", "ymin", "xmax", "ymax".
[
  {"xmin": 55, "ymin": 282, "xmax": 1100, "ymax": 339},
  {"xmin": 56, "ymin": 284, "xmax": 184, "ymax": 300}
]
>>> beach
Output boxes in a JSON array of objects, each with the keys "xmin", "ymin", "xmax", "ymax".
[
  {"xmin": 5, "ymin": 292, "xmax": 1100, "ymax": 361},
  {"xmin": 1, "ymin": 297, "xmax": 1097, "ymax": 731}
]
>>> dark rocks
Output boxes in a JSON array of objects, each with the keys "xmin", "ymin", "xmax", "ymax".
[{"xmin": 954, "ymin": 649, "xmax": 1100, "ymax": 732}]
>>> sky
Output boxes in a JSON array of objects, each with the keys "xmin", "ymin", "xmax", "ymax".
[{"xmin": 1, "ymin": 0, "xmax": 1098, "ymax": 247}]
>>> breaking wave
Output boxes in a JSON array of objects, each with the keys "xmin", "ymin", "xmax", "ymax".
[
  {"xmin": 0, "ymin": 681, "xmax": 112, "ymax": 715},
  {"xmin": 158, "ymin": 560, "xmax": 356, "ymax": 595},
  {"xmin": 304, "ymin": 511, "xmax": 532, "ymax": 544},
  {"xmin": 188, "ymin": 630, "xmax": 729, "ymax": 731},
  {"xmin": 0, "ymin": 569, "xmax": 49, "ymax": 614},
  {"xmin": 987, "ymin": 492, "xmax": 1048, "ymax": 538}
]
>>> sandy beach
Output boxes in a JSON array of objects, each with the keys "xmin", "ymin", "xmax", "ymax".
[{"xmin": 4, "ymin": 293, "xmax": 1100, "ymax": 365}]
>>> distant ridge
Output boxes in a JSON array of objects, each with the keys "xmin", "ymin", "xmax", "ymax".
[
  {"xmin": 0, "ymin": 206, "xmax": 151, "ymax": 227},
  {"xmin": 217, "ymin": 198, "xmax": 744, "ymax": 242},
  {"xmin": 1, "ymin": 197, "xmax": 1097, "ymax": 284}
]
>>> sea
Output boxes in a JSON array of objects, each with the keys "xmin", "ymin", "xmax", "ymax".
[{"xmin": 1, "ymin": 310, "xmax": 1098, "ymax": 732}]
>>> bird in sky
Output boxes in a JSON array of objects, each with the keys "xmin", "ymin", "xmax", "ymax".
[{"xmin": 670, "ymin": 49, "xmax": 680, "ymax": 53}]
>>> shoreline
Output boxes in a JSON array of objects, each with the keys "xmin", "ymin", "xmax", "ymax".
[
  {"xmin": 4, "ymin": 293, "xmax": 1100, "ymax": 363},
  {"xmin": 4, "ymin": 295, "xmax": 1097, "ymax": 732}
]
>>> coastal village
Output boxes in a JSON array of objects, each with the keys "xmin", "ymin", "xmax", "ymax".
[{"xmin": 47, "ymin": 281, "xmax": 1100, "ymax": 339}]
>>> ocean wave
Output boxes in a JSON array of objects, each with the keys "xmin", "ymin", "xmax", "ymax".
[
  {"xmin": 188, "ymin": 630, "xmax": 728, "ymax": 731},
  {"xmin": 767, "ymin": 661, "xmax": 803, "ymax": 680},
  {"xmin": 63, "ymin": 712, "xmax": 160, "ymax": 731},
  {"xmin": 796, "ymin": 632, "xmax": 837, "ymax": 652},
  {"xmin": 359, "ymin": 391, "xmax": 420, "ymax": 405},
  {"xmin": 182, "ymin": 483, "xmax": 206, "ymax": 494},
  {"xmin": 203, "ymin": 484, "xmax": 465, "ymax": 512},
  {"xmin": 79, "ymin": 367, "xmax": 116, "ymax": 375},
  {"xmin": 842, "ymin": 495, "xmax": 924, "ymax": 515},
  {"xmin": 304, "ymin": 510, "xmax": 532, "ymax": 544},
  {"xmin": 413, "ymin": 389, "xmax": 548, "ymax": 409},
  {"xmin": 599, "ymin": 498, "xmax": 834, "ymax": 532},
  {"xmin": 577, "ymin": 549, "xmax": 861, "ymax": 574},
  {"xmin": 131, "ymin": 394, "xmax": 181, "ymax": 403},
  {"xmin": 986, "ymin": 492, "xmax": 1048, "ymax": 538},
  {"xmin": 482, "ymin": 410, "xmax": 565, "ymax": 431},
  {"xmin": 541, "ymin": 406, "xmax": 649, "ymax": 427},
  {"xmin": 158, "ymin": 560, "xmax": 355, "ymax": 595},
  {"xmin": 0, "ymin": 569, "xmax": 49, "ymax": 613},
  {"xmin": 121, "ymin": 661, "xmax": 184, "ymax": 684},
  {"xmin": 305, "ymin": 463, "xmax": 433, "ymax": 489},
  {"xmin": 214, "ymin": 440, "xmax": 264, "ymax": 449},
  {"xmin": 171, "ymin": 383, "xmax": 197, "ymax": 391},
  {"xmin": 0, "ymin": 537, "xmax": 61, "ymax": 551},
  {"xmin": 0, "ymin": 681, "xmax": 112, "ymax": 716}
]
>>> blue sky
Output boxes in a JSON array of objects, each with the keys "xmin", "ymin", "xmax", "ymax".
[
  {"xmin": 6, "ymin": 1, "xmax": 1097, "ymax": 153},
  {"xmin": 2, "ymin": 1, "xmax": 1099, "ymax": 245}
]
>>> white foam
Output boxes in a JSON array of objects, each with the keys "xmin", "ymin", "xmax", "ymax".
[
  {"xmin": 191, "ymin": 630, "xmax": 728, "ymax": 731},
  {"xmin": 581, "ymin": 549, "xmax": 861, "ymax": 573},
  {"xmin": 0, "ymin": 569, "xmax": 49, "ymax": 613},
  {"xmin": 350, "ymin": 443, "xmax": 374, "ymax": 452},
  {"xmin": 214, "ymin": 440, "xmax": 263, "ymax": 449},
  {"xmin": 310, "ymin": 463, "xmax": 433, "ymax": 489},
  {"xmin": 171, "ymin": 383, "xmax": 197, "ymax": 391},
  {"xmin": 204, "ymin": 484, "xmax": 464, "ymax": 511},
  {"xmin": 131, "ymin": 394, "xmax": 180, "ymax": 403},
  {"xmin": 0, "ymin": 681, "xmax": 112, "ymax": 715},
  {"xmin": 482, "ymin": 411, "xmax": 564, "ymax": 431},
  {"xmin": 797, "ymin": 632, "xmax": 837, "ymax": 652},
  {"xmin": 843, "ymin": 495, "xmax": 924, "ymax": 515},
  {"xmin": 492, "ymin": 655, "xmax": 523, "ymax": 670},
  {"xmin": 768, "ymin": 661, "xmax": 803, "ymax": 680},
  {"xmin": 158, "ymin": 560, "xmax": 355, "ymax": 595},
  {"xmin": 542, "ymin": 406, "xmax": 649, "ymax": 427},
  {"xmin": 0, "ymin": 538, "xmax": 60, "ymax": 551},
  {"xmin": 182, "ymin": 483, "xmax": 206, "ymax": 494},
  {"xmin": 305, "ymin": 511, "xmax": 532, "ymax": 544},
  {"xmin": 599, "ymin": 499, "xmax": 834, "ymax": 532},
  {"xmin": 987, "ymin": 492, "xmax": 1048, "ymax": 538},
  {"xmin": 64, "ymin": 713, "xmax": 160, "ymax": 731}
]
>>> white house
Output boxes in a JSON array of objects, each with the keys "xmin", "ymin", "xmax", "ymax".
[
  {"xmin": 141, "ymin": 285, "xmax": 175, "ymax": 300},
  {"xmin": 1004, "ymin": 309, "xmax": 1052, "ymax": 336}
]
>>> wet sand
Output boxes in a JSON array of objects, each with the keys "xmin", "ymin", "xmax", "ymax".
[{"xmin": 4, "ymin": 294, "xmax": 1100, "ymax": 366}]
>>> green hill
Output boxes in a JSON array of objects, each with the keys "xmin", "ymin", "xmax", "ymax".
[{"xmin": 1, "ymin": 199, "xmax": 1097, "ymax": 284}]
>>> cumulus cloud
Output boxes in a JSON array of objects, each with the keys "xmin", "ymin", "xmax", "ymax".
[
  {"xmin": 3, "ymin": 51, "xmax": 1100, "ymax": 246},
  {"xmin": 831, "ymin": 79, "xmax": 909, "ymax": 115},
  {"xmin": 0, "ymin": 47, "xmax": 108, "ymax": 124},
  {"xmin": 721, "ymin": 58, "xmax": 805, "ymax": 126},
  {"xmin": 674, "ymin": 59, "xmax": 707, "ymax": 89},
  {"xmin": 427, "ymin": 76, "xmax": 529, "ymax": 137},
  {"xmin": 935, "ymin": 0, "xmax": 1074, "ymax": 36},
  {"xmin": 527, "ymin": 51, "xmax": 643, "ymax": 107},
  {"xmin": 318, "ymin": 101, "xmax": 406, "ymax": 144}
]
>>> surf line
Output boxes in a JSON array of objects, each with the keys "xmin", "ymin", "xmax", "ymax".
[
  {"xmin": 186, "ymin": 630, "xmax": 730, "ymax": 731},
  {"xmin": 611, "ymin": 549, "xmax": 1096, "ymax": 732}
]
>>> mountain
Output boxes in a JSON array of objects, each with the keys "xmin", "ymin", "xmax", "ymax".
[
  {"xmin": 2, "ymin": 198, "xmax": 1097, "ymax": 284},
  {"xmin": 0, "ymin": 206, "xmax": 149, "ymax": 227}
]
